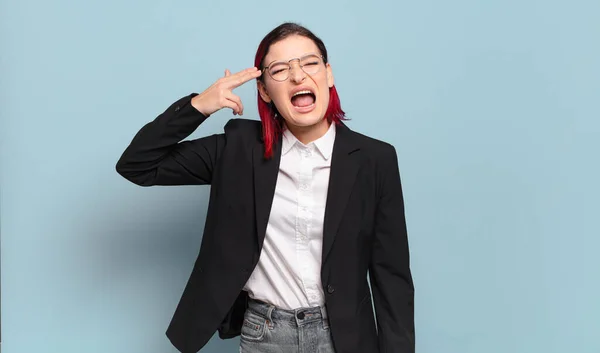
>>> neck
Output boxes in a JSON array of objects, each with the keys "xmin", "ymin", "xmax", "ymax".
[{"xmin": 285, "ymin": 118, "xmax": 331, "ymax": 145}]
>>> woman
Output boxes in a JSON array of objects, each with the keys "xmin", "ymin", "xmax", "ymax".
[{"xmin": 116, "ymin": 22, "xmax": 414, "ymax": 353}]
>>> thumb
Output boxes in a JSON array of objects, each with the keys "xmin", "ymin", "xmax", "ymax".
[{"xmin": 224, "ymin": 69, "xmax": 231, "ymax": 77}]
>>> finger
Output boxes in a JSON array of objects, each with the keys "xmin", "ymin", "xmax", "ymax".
[
  {"xmin": 225, "ymin": 92, "xmax": 244, "ymax": 115},
  {"xmin": 221, "ymin": 99, "xmax": 241, "ymax": 115},
  {"xmin": 227, "ymin": 67, "xmax": 262, "ymax": 88},
  {"xmin": 225, "ymin": 67, "xmax": 256, "ymax": 80},
  {"xmin": 224, "ymin": 94, "xmax": 243, "ymax": 115},
  {"xmin": 230, "ymin": 69, "xmax": 262, "ymax": 88},
  {"xmin": 221, "ymin": 68, "xmax": 246, "ymax": 83}
]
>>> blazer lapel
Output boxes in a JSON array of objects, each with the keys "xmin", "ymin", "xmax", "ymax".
[
  {"xmin": 322, "ymin": 122, "xmax": 361, "ymax": 267},
  {"xmin": 253, "ymin": 134, "xmax": 282, "ymax": 250}
]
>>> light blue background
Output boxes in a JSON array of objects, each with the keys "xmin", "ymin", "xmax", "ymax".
[{"xmin": 1, "ymin": 0, "xmax": 599, "ymax": 352}]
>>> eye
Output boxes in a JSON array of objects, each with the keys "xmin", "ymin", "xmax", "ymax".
[{"xmin": 269, "ymin": 63, "xmax": 288, "ymax": 75}]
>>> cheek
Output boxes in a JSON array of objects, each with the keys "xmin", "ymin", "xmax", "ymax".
[
  {"xmin": 267, "ymin": 87, "xmax": 289, "ymax": 107},
  {"xmin": 273, "ymin": 93, "xmax": 290, "ymax": 108},
  {"xmin": 320, "ymin": 85, "xmax": 330, "ymax": 104},
  {"xmin": 316, "ymin": 78, "xmax": 330, "ymax": 103}
]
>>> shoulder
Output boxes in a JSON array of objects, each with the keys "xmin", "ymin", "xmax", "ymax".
[
  {"xmin": 224, "ymin": 118, "xmax": 261, "ymax": 134},
  {"xmin": 346, "ymin": 127, "xmax": 398, "ymax": 163},
  {"xmin": 342, "ymin": 124, "xmax": 403, "ymax": 182},
  {"xmin": 223, "ymin": 118, "xmax": 262, "ymax": 142},
  {"xmin": 344, "ymin": 127, "xmax": 403, "ymax": 197}
]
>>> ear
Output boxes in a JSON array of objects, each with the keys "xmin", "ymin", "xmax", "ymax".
[
  {"xmin": 257, "ymin": 80, "xmax": 272, "ymax": 103},
  {"xmin": 326, "ymin": 63, "xmax": 334, "ymax": 88}
]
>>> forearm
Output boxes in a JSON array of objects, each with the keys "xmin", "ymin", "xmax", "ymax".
[{"xmin": 115, "ymin": 93, "xmax": 222, "ymax": 186}]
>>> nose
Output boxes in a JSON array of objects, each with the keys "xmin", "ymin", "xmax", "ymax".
[{"xmin": 289, "ymin": 61, "xmax": 306, "ymax": 83}]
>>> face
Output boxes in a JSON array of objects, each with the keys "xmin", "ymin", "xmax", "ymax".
[{"xmin": 258, "ymin": 35, "xmax": 334, "ymax": 131}]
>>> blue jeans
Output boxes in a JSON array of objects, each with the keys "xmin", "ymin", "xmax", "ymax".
[{"xmin": 239, "ymin": 297, "xmax": 336, "ymax": 353}]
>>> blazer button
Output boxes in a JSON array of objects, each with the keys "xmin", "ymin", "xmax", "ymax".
[{"xmin": 327, "ymin": 284, "xmax": 335, "ymax": 294}]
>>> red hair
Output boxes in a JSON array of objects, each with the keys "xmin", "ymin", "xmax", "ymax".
[{"xmin": 254, "ymin": 23, "xmax": 346, "ymax": 159}]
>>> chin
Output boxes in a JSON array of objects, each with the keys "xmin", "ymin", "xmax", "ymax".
[{"xmin": 284, "ymin": 111, "xmax": 327, "ymax": 129}]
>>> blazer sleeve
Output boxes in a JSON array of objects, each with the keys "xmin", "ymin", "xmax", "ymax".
[
  {"xmin": 369, "ymin": 145, "xmax": 415, "ymax": 353},
  {"xmin": 115, "ymin": 94, "xmax": 226, "ymax": 186}
]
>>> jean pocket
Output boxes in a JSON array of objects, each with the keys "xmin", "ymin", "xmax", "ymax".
[{"xmin": 240, "ymin": 310, "xmax": 267, "ymax": 341}]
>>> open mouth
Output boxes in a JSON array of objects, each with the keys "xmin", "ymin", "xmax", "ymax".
[{"xmin": 291, "ymin": 89, "xmax": 316, "ymax": 108}]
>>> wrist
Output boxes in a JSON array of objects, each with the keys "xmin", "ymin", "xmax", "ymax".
[{"xmin": 190, "ymin": 95, "xmax": 210, "ymax": 117}]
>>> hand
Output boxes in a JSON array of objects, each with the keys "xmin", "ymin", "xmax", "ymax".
[{"xmin": 191, "ymin": 67, "xmax": 262, "ymax": 117}]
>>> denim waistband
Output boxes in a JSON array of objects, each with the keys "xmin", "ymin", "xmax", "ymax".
[{"xmin": 247, "ymin": 297, "xmax": 329, "ymax": 327}]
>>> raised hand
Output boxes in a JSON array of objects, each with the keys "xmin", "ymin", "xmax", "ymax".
[{"xmin": 191, "ymin": 67, "xmax": 262, "ymax": 117}]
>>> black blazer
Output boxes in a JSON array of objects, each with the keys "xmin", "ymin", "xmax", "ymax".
[{"xmin": 116, "ymin": 94, "xmax": 415, "ymax": 353}]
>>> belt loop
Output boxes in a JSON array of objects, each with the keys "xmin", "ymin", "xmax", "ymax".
[
  {"xmin": 320, "ymin": 304, "xmax": 329, "ymax": 328},
  {"xmin": 320, "ymin": 305, "xmax": 328, "ymax": 320},
  {"xmin": 266, "ymin": 303, "xmax": 275, "ymax": 329}
]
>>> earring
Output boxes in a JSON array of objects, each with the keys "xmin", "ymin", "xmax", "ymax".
[{"xmin": 270, "ymin": 102, "xmax": 278, "ymax": 118}]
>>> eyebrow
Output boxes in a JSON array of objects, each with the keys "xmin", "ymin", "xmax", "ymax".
[{"xmin": 265, "ymin": 52, "xmax": 320, "ymax": 67}]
